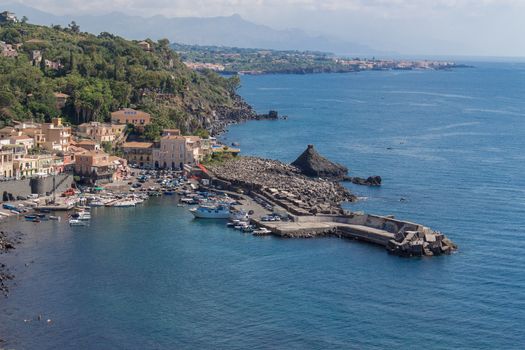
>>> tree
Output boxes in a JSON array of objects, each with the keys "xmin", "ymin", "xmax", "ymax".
[
  {"xmin": 21, "ymin": 16, "xmax": 28, "ymax": 24},
  {"xmin": 68, "ymin": 51, "xmax": 75, "ymax": 73},
  {"xmin": 69, "ymin": 21, "xmax": 80, "ymax": 34}
]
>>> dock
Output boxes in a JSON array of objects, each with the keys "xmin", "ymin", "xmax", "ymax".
[{"xmin": 226, "ymin": 191, "xmax": 456, "ymax": 257}]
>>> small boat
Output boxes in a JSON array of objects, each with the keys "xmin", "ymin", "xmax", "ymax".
[
  {"xmin": 77, "ymin": 212, "xmax": 91, "ymax": 220},
  {"xmin": 24, "ymin": 215, "xmax": 37, "ymax": 220},
  {"xmin": 253, "ymin": 227, "xmax": 272, "ymax": 236},
  {"xmin": 189, "ymin": 205, "xmax": 230, "ymax": 219},
  {"xmin": 69, "ymin": 219, "xmax": 88, "ymax": 226},
  {"xmin": 112, "ymin": 200, "xmax": 135, "ymax": 207},
  {"xmin": 49, "ymin": 216, "xmax": 61, "ymax": 221},
  {"xmin": 230, "ymin": 210, "xmax": 249, "ymax": 221},
  {"xmin": 89, "ymin": 200, "xmax": 105, "ymax": 207}
]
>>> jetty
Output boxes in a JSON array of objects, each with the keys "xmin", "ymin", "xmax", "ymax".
[{"xmin": 204, "ymin": 145, "xmax": 457, "ymax": 257}]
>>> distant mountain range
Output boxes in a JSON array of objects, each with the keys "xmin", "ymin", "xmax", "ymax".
[{"xmin": 3, "ymin": 3, "xmax": 380, "ymax": 56}]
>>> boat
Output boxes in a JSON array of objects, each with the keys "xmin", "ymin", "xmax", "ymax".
[
  {"xmin": 49, "ymin": 216, "xmax": 61, "ymax": 221},
  {"xmin": 112, "ymin": 200, "xmax": 136, "ymax": 207},
  {"xmin": 89, "ymin": 200, "xmax": 105, "ymax": 207},
  {"xmin": 230, "ymin": 210, "xmax": 249, "ymax": 221},
  {"xmin": 77, "ymin": 212, "xmax": 91, "ymax": 220},
  {"xmin": 189, "ymin": 205, "xmax": 230, "ymax": 219},
  {"xmin": 253, "ymin": 227, "xmax": 272, "ymax": 236},
  {"xmin": 69, "ymin": 219, "xmax": 88, "ymax": 226}
]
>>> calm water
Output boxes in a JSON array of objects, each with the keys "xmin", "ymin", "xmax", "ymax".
[{"xmin": 2, "ymin": 63, "xmax": 525, "ymax": 349}]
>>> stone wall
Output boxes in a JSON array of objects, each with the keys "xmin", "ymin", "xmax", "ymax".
[{"xmin": 0, "ymin": 173, "xmax": 73, "ymax": 200}]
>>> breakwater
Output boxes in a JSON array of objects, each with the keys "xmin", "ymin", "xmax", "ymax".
[{"xmin": 207, "ymin": 156, "xmax": 457, "ymax": 257}]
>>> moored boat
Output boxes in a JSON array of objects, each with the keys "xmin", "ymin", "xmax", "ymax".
[{"xmin": 189, "ymin": 205, "xmax": 230, "ymax": 219}]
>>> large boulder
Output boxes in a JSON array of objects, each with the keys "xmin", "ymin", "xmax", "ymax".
[{"xmin": 291, "ymin": 145, "xmax": 348, "ymax": 178}]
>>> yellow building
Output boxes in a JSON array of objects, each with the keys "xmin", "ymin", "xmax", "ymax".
[
  {"xmin": 122, "ymin": 142, "xmax": 154, "ymax": 168},
  {"xmin": 77, "ymin": 122, "xmax": 126, "ymax": 142}
]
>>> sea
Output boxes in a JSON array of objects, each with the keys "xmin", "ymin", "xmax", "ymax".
[{"xmin": 1, "ymin": 62, "xmax": 525, "ymax": 349}]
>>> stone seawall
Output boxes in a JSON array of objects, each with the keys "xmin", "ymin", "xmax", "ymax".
[{"xmin": 0, "ymin": 173, "xmax": 73, "ymax": 199}]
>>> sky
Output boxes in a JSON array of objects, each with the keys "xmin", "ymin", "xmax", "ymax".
[{"xmin": 8, "ymin": 0, "xmax": 525, "ymax": 57}]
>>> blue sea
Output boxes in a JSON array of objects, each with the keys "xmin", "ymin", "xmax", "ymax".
[{"xmin": 2, "ymin": 63, "xmax": 525, "ymax": 349}]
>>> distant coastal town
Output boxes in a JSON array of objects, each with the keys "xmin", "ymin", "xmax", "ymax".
[{"xmin": 175, "ymin": 43, "xmax": 470, "ymax": 75}]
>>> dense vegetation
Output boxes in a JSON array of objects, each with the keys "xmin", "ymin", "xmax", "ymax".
[{"xmin": 0, "ymin": 20, "xmax": 242, "ymax": 138}]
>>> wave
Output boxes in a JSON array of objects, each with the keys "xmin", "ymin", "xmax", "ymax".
[
  {"xmin": 464, "ymin": 108, "xmax": 525, "ymax": 117},
  {"xmin": 428, "ymin": 122, "xmax": 480, "ymax": 131},
  {"xmin": 386, "ymin": 90, "xmax": 476, "ymax": 99}
]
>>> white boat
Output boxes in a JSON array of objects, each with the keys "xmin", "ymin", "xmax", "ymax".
[
  {"xmin": 69, "ymin": 219, "xmax": 88, "ymax": 226},
  {"xmin": 113, "ymin": 200, "xmax": 136, "ymax": 207},
  {"xmin": 189, "ymin": 205, "xmax": 230, "ymax": 219},
  {"xmin": 78, "ymin": 212, "xmax": 91, "ymax": 220},
  {"xmin": 253, "ymin": 227, "xmax": 272, "ymax": 236},
  {"xmin": 230, "ymin": 210, "xmax": 249, "ymax": 221},
  {"xmin": 89, "ymin": 200, "xmax": 105, "ymax": 207}
]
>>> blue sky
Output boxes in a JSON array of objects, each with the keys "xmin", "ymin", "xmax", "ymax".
[{"xmin": 10, "ymin": 0, "xmax": 525, "ymax": 57}]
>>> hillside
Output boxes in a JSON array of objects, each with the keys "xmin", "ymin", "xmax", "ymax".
[{"xmin": 0, "ymin": 19, "xmax": 252, "ymax": 137}]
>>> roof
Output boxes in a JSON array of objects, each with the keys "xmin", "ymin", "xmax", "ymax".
[
  {"xmin": 122, "ymin": 142, "xmax": 154, "ymax": 148},
  {"xmin": 183, "ymin": 136, "xmax": 201, "ymax": 142},
  {"xmin": 54, "ymin": 92, "xmax": 69, "ymax": 98},
  {"xmin": 76, "ymin": 140, "xmax": 98, "ymax": 145},
  {"xmin": 161, "ymin": 135, "xmax": 186, "ymax": 140},
  {"xmin": 9, "ymin": 135, "xmax": 33, "ymax": 140}
]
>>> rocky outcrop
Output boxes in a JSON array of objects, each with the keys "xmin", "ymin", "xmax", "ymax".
[
  {"xmin": 291, "ymin": 145, "xmax": 348, "ymax": 179},
  {"xmin": 343, "ymin": 176, "xmax": 382, "ymax": 186},
  {"xmin": 387, "ymin": 228, "xmax": 457, "ymax": 257}
]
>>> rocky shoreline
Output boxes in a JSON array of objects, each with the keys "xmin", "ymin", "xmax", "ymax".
[
  {"xmin": 0, "ymin": 229, "xmax": 21, "ymax": 298},
  {"xmin": 209, "ymin": 156, "xmax": 356, "ymax": 215}
]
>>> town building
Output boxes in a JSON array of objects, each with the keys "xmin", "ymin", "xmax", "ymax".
[
  {"xmin": 0, "ymin": 11, "xmax": 17, "ymax": 23},
  {"xmin": 0, "ymin": 41, "xmax": 18, "ymax": 58},
  {"xmin": 54, "ymin": 92, "xmax": 69, "ymax": 109},
  {"xmin": 9, "ymin": 133, "xmax": 35, "ymax": 150},
  {"xmin": 0, "ymin": 145, "xmax": 14, "ymax": 178},
  {"xmin": 77, "ymin": 121, "xmax": 126, "ymax": 143},
  {"xmin": 13, "ymin": 154, "xmax": 54, "ymax": 178},
  {"xmin": 74, "ymin": 150, "xmax": 126, "ymax": 184},
  {"xmin": 111, "ymin": 108, "xmax": 151, "ymax": 131},
  {"xmin": 138, "ymin": 41, "xmax": 151, "ymax": 51},
  {"xmin": 152, "ymin": 135, "xmax": 202, "ymax": 170},
  {"xmin": 121, "ymin": 142, "xmax": 154, "ymax": 168},
  {"xmin": 75, "ymin": 140, "xmax": 101, "ymax": 151},
  {"xmin": 41, "ymin": 118, "xmax": 71, "ymax": 152}
]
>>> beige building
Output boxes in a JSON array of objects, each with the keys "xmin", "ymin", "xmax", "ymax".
[
  {"xmin": 122, "ymin": 142, "xmax": 154, "ymax": 168},
  {"xmin": 75, "ymin": 150, "xmax": 126, "ymax": 184},
  {"xmin": 111, "ymin": 108, "xmax": 151, "ymax": 131},
  {"xmin": 153, "ymin": 135, "xmax": 202, "ymax": 169},
  {"xmin": 41, "ymin": 118, "xmax": 71, "ymax": 152},
  {"xmin": 77, "ymin": 121, "xmax": 126, "ymax": 142},
  {"xmin": 0, "ymin": 146, "xmax": 14, "ymax": 178},
  {"xmin": 13, "ymin": 154, "xmax": 54, "ymax": 178},
  {"xmin": 9, "ymin": 134, "xmax": 35, "ymax": 150},
  {"xmin": 75, "ymin": 140, "xmax": 101, "ymax": 151}
]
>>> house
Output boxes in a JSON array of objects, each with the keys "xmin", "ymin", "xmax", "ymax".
[
  {"xmin": 111, "ymin": 108, "xmax": 151, "ymax": 131},
  {"xmin": 9, "ymin": 133, "xmax": 34, "ymax": 150},
  {"xmin": 77, "ymin": 121, "xmax": 126, "ymax": 143},
  {"xmin": 74, "ymin": 150, "xmax": 126, "ymax": 184},
  {"xmin": 0, "ymin": 11, "xmax": 17, "ymax": 23},
  {"xmin": 54, "ymin": 92, "xmax": 69, "ymax": 109},
  {"xmin": 0, "ymin": 41, "xmax": 18, "ymax": 58},
  {"xmin": 138, "ymin": 41, "xmax": 151, "ymax": 51},
  {"xmin": 121, "ymin": 142, "xmax": 154, "ymax": 168},
  {"xmin": 75, "ymin": 139, "xmax": 101, "ymax": 151},
  {"xmin": 152, "ymin": 135, "xmax": 202, "ymax": 170},
  {"xmin": 41, "ymin": 118, "xmax": 71, "ymax": 152}
]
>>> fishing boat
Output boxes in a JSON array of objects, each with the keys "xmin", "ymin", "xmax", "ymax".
[
  {"xmin": 189, "ymin": 205, "xmax": 230, "ymax": 219},
  {"xmin": 230, "ymin": 210, "xmax": 249, "ymax": 221}
]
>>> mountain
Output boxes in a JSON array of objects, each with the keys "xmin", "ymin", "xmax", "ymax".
[{"xmin": 2, "ymin": 3, "xmax": 378, "ymax": 55}]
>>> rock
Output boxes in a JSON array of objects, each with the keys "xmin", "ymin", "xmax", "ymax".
[{"xmin": 291, "ymin": 145, "xmax": 348, "ymax": 179}]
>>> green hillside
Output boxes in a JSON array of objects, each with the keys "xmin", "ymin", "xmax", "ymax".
[{"xmin": 0, "ymin": 20, "xmax": 247, "ymax": 137}]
